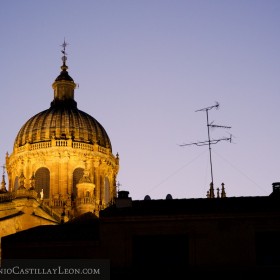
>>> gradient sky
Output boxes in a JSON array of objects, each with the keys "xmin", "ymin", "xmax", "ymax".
[{"xmin": 1, "ymin": 0, "xmax": 280, "ymax": 200}]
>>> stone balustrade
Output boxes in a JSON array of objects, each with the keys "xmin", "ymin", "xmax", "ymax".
[
  {"xmin": 0, "ymin": 192, "xmax": 15, "ymax": 202},
  {"xmin": 75, "ymin": 197, "xmax": 95, "ymax": 206},
  {"xmin": 15, "ymin": 139, "xmax": 109, "ymax": 154},
  {"xmin": 15, "ymin": 189, "xmax": 38, "ymax": 199}
]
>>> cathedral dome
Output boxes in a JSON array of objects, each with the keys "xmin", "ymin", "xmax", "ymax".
[
  {"xmin": 14, "ymin": 106, "xmax": 112, "ymax": 150},
  {"xmin": 14, "ymin": 49, "xmax": 112, "ymax": 151},
  {"xmin": 6, "ymin": 43, "xmax": 119, "ymax": 220}
]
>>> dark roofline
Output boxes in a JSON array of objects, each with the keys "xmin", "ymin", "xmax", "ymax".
[{"xmin": 100, "ymin": 196, "xmax": 280, "ymax": 217}]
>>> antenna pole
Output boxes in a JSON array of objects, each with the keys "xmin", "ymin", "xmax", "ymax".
[{"xmin": 206, "ymin": 108, "xmax": 214, "ymax": 186}]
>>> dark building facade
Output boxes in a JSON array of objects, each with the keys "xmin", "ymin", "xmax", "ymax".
[{"xmin": 2, "ymin": 185, "xmax": 280, "ymax": 279}]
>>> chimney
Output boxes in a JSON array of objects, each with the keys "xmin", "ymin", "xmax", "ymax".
[
  {"xmin": 270, "ymin": 182, "xmax": 280, "ymax": 197},
  {"xmin": 116, "ymin": 190, "xmax": 132, "ymax": 208}
]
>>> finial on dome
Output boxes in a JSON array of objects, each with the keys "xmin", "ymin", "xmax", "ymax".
[
  {"xmin": 53, "ymin": 39, "xmax": 74, "ymax": 83},
  {"xmin": 60, "ymin": 38, "xmax": 68, "ymax": 71},
  {"xmin": 1, "ymin": 164, "xmax": 5, "ymax": 176}
]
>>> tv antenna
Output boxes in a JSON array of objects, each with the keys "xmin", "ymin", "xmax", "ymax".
[{"xmin": 180, "ymin": 102, "xmax": 232, "ymax": 194}]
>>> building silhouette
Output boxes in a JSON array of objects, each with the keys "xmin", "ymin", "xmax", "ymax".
[{"xmin": 2, "ymin": 187, "xmax": 280, "ymax": 279}]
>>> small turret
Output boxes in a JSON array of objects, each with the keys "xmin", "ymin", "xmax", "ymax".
[
  {"xmin": 75, "ymin": 162, "xmax": 95, "ymax": 216},
  {"xmin": 207, "ymin": 182, "xmax": 227, "ymax": 198},
  {"xmin": 0, "ymin": 174, "xmax": 7, "ymax": 193},
  {"xmin": 0, "ymin": 165, "xmax": 7, "ymax": 193}
]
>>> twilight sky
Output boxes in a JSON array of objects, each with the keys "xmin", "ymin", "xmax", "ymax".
[{"xmin": 0, "ymin": 0, "xmax": 280, "ymax": 200}]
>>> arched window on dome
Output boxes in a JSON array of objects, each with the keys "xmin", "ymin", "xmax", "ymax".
[
  {"xmin": 35, "ymin": 168, "xmax": 50, "ymax": 199},
  {"xmin": 72, "ymin": 168, "xmax": 84, "ymax": 199},
  {"xmin": 104, "ymin": 177, "xmax": 110, "ymax": 205}
]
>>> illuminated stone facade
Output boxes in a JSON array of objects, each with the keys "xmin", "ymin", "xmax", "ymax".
[{"xmin": 4, "ymin": 49, "xmax": 119, "ymax": 223}]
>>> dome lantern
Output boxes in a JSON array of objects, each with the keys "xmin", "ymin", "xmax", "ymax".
[{"xmin": 51, "ymin": 39, "xmax": 77, "ymax": 108}]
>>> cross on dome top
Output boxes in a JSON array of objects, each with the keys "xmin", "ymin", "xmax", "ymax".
[{"xmin": 61, "ymin": 39, "xmax": 68, "ymax": 61}]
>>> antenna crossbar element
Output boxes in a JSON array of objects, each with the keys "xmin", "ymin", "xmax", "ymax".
[
  {"xmin": 209, "ymin": 124, "xmax": 231, "ymax": 129},
  {"xmin": 180, "ymin": 136, "xmax": 232, "ymax": 147},
  {"xmin": 195, "ymin": 101, "xmax": 219, "ymax": 112},
  {"xmin": 180, "ymin": 140, "xmax": 210, "ymax": 147}
]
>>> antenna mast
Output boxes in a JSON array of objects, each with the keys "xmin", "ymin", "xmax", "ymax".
[{"xmin": 180, "ymin": 102, "xmax": 232, "ymax": 195}]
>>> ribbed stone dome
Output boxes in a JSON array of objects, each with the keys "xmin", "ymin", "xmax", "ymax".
[
  {"xmin": 14, "ymin": 106, "xmax": 112, "ymax": 150},
  {"xmin": 14, "ymin": 53, "xmax": 112, "ymax": 151}
]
